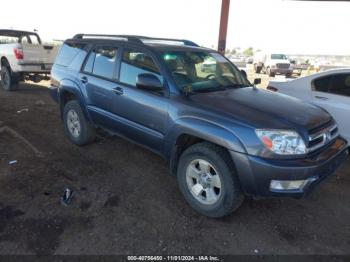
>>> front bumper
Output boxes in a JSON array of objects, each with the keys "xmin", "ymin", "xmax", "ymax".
[
  {"xmin": 230, "ymin": 137, "xmax": 348, "ymax": 198},
  {"xmin": 270, "ymin": 68, "xmax": 293, "ymax": 75}
]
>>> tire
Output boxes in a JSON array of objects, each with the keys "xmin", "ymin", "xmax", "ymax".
[
  {"xmin": 63, "ymin": 100, "xmax": 96, "ymax": 146},
  {"xmin": 266, "ymin": 67, "xmax": 275, "ymax": 77},
  {"xmin": 254, "ymin": 64, "xmax": 262, "ymax": 74},
  {"xmin": 1, "ymin": 66, "xmax": 18, "ymax": 91},
  {"xmin": 177, "ymin": 142, "xmax": 244, "ymax": 218}
]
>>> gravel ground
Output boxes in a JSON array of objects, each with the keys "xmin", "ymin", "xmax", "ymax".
[{"xmin": 0, "ymin": 82, "xmax": 349, "ymax": 256}]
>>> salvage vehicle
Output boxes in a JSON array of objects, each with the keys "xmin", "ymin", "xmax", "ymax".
[
  {"xmin": 50, "ymin": 34, "xmax": 348, "ymax": 217},
  {"xmin": 253, "ymin": 52, "xmax": 293, "ymax": 77},
  {"xmin": 0, "ymin": 29, "xmax": 60, "ymax": 91},
  {"xmin": 268, "ymin": 68, "xmax": 350, "ymax": 143}
]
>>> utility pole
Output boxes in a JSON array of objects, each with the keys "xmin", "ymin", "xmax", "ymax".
[{"xmin": 218, "ymin": 0, "xmax": 230, "ymax": 55}]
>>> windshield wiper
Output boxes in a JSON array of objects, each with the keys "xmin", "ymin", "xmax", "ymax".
[
  {"xmin": 191, "ymin": 86, "xmax": 227, "ymax": 93},
  {"xmin": 182, "ymin": 85, "xmax": 227, "ymax": 95}
]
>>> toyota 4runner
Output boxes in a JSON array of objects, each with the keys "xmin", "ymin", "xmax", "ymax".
[{"xmin": 50, "ymin": 34, "xmax": 348, "ymax": 217}]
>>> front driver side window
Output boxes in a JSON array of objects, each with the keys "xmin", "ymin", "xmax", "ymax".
[{"xmin": 119, "ymin": 49, "xmax": 163, "ymax": 87}]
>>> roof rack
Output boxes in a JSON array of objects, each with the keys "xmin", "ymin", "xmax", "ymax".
[
  {"xmin": 72, "ymin": 34, "xmax": 199, "ymax": 47},
  {"xmin": 139, "ymin": 36, "xmax": 199, "ymax": 47},
  {"xmin": 73, "ymin": 34, "xmax": 143, "ymax": 43}
]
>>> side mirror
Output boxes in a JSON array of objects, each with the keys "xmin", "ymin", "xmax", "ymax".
[
  {"xmin": 253, "ymin": 78, "xmax": 261, "ymax": 85},
  {"xmin": 136, "ymin": 73, "xmax": 163, "ymax": 92}
]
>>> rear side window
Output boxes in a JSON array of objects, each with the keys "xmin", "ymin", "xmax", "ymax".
[
  {"xmin": 119, "ymin": 49, "xmax": 162, "ymax": 86},
  {"xmin": 55, "ymin": 42, "xmax": 86, "ymax": 67},
  {"xmin": 313, "ymin": 75, "xmax": 331, "ymax": 93},
  {"xmin": 28, "ymin": 34, "xmax": 40, "ymax": 45},
  {"xmin": 83, "ymin": 52, "xmax": 95, "ymax": 73},
  {"xmin": 83, "ymin": 46, "xmax": 118, "ymax": 79},
  {"xmin": 330, "ymin": 74, "xmax": 350, "ymax": 97},
  {"xmin": 314, "ymin": 74, "xmax": 350, "ymax": 97}
]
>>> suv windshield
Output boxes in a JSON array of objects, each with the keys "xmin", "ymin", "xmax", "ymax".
[
  {"xmin": 162, "ymin": 51, "xmax": 250, "ymax": 93},
  {"xmin": 271, "ymin": 54, "xmax": 288, "ymax": 60}
]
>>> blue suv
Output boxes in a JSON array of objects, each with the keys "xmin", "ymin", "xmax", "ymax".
[{"xmin": 50, "ymin": 34, "xmax": 348, "ymax": 217}]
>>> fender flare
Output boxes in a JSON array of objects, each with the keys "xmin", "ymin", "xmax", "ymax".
[
  {"xmin": 165, "ymin": 117, "xmax": 247, "ymax": 175},
  {"xmin": 58, "ymin": 79, "xmax": 92, "ymax": 122}
]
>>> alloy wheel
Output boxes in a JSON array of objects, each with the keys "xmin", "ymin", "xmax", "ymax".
[
  {"xmin": 67, "ymin": 109, "xmax": 81, "ymax": 138},
  {"xmin": 185, "ymin": 159, "xmax": 222, "ymax": 205}
]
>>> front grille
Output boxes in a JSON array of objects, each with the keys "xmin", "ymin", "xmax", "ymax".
[
  {"xmin": 276, "ymin": 63, "xmax": 290, "ymax": 69},
  {"xmin": 308, "ymin": 124, "xmax": 339, "ymax": 152}
]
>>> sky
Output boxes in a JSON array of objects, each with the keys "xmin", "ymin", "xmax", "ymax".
[{"xmin": 1, "ymin": 0, "xmax": 350, "ymax": 55}]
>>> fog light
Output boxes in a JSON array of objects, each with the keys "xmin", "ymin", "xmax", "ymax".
[{"xmin": 270, "ymin": 179, "xmax": 314, "ymax": 191}]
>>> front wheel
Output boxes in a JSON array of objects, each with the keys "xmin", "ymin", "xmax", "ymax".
[
  {"xmin": 177, "ymin": 142, "xmax": 244, "ymax": 218},
  {"xmin": 266, "ymin": 67, "xmax": 275, "ymax": 77},
  {"xmin": 1, "ymin": 66, "xmax": 18, "ymax": 91},
  {"xmin": 63, "ymin": 100, "xmax": 96, "ymax": 146}
]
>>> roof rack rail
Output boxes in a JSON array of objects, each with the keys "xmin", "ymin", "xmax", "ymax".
[
  {"xmin": 73, "ymin": 34, "xmax": 143, "ymax": 43},
  {"xmin": 73, "ymin": 34, "xmax": 199, "ymax": 47},
  {"xmin": 138, "ymin": 36, "xmax": 199, "ymax": 47}
]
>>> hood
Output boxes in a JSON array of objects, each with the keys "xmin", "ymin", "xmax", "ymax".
[{"xmin": 189, "ymin": 87, "xmax": 332, "ymax": 132}]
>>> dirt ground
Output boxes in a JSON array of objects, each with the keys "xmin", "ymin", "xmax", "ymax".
[{"xmin": 0, "ymin": 78, "xmax": 349, "ymax": 256}]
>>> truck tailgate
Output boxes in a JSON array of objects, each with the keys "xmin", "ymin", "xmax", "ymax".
[{"xmin": 21, "ymin": 43, "xmax": 60, "ymax": 65}]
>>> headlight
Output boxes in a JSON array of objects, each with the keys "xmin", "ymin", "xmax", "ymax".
[{"xmin": 255, "ymin": 129, "xmax": 307, "ymax": 155}]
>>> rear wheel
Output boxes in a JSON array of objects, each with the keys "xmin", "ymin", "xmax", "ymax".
[
  {"xmin": 63, "ymin": 100, "xmax": 96, "ymax": 145},
  {"xmin": 1, "ymin": 66, "xmax": 18, "ymax": 91},
  {"xmin": 177, "ymin": 142, "xmax": 244, "ymax": 218}
]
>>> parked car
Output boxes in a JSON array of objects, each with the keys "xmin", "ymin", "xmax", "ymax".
[
  {"xmin": 227, "ymin": 55, "xmax": 246, "ymax": 68},
  {"xmin": 200, "ymin": 56, "xmax": 216, "ymax": 73},
  {"xmin": 268, "ymin": 68, "xmax": 350, "ymax": 143},
  {"xmin": 50, "ymin": 34, "xmax": 348, "ymax": 218},
  {"xmin": 0, "ymin": 29, "xmax": 60, "ymax": 91},
  {"xmin": 253, "ymin": 52, "xmax": 293, "ymax": 77},
  {"xmin": 289, "ymin": 59, "xmax": 309, "ymax": 77}
]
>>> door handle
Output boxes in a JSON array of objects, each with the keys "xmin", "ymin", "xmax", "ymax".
[
  {"xmin": 314, "ymin": 96, "xmax": 329, "ymax": 100},
  {"xmin": 112, "ymin": 87, "xmax": 124, "ymax": 95},
  {"xmin": 80, "ymin": 76, "xmax": 88, "ymax": 84}
]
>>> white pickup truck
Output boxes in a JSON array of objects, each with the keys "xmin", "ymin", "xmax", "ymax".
[
  {"xmin": 253, "ymin": 52, "xmax": 293, "ymax": 77},
  {"xmin": 0, "ymin": 29, "xmax": 60, "ymax": 91}
]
